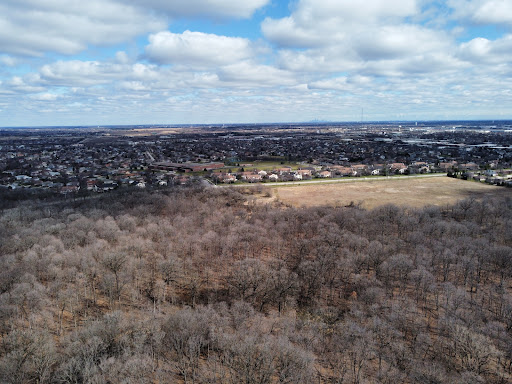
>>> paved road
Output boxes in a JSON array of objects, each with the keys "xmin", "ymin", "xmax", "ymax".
[
  {"xmin": 219, "ymin": 173, "xmax": 448, "ymax": 188},
  {"xmin": 145, "ymin": 151, "xmax": 155, "ymax": 162}
]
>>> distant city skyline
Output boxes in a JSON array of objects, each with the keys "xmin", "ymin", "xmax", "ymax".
[{"xmin": 1, "ymin": 0, "xmax": 512, "ymax": 126}]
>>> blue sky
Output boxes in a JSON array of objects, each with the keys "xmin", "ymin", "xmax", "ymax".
[{"xmin": 1, "ymin": 0, "xmax": 511, "ymax": 126}]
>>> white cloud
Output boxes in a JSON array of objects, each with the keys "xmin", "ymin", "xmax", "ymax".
[
  {"xmin": 145, "ymin": 31, "xmax": 254, "ymax": 66},
  {"xmin": 115, "ymin": 51, "xmax": 131, "ymax": 65},
  {"xmin": 263, "ymin": 0, "xmax": 463, "ymax": 78},
  {"xmin": 308, "ymin": 75, "xmax": 374, "ymax": 92},
  {"xmin": 39, "ymin": 61, "xmax": 121, "ymax": 86},
  {"xmin": 119, "ymin": 81, "xmax": 151, "ymax": 92},
  {"xmin": 354, "ymin": 25, "xmax": 450, "ymax": 61},
  {"xmin": 15, "ymin": 55, "xmax": 297, "ymax": 97},
  {"xmin": 308, "ymin": 77, "xmax": 350, "ymax": 91},
  {"xmin": 8, "ymin": 76, "xmax": 46, "ymax": 93},
  {"xmin": 459, "ymin": 37, "xmax": 493, "ymax": 61},
  {"xmin": 277, "ymin": 48, "xmax": 360, "ymax": 73},
  {"xmin": 449, "ymin": 0, "xmax": 512, "ymax": 26},
  {"xmin": 0, "ymin": 55, "xmax": 17, "ymax": 67},
  {"xmin": 0, "ymin": 0, "xmax": 166, "ymax": 56},
  {"xmin": 262, "ymin": 0, "xmax": 419, "ymax": 48},
  {"xmin": 459, "ymin": 34, "xmax": 512, "ymax": 64},
  {"xmin": 30, "ymin": 93, "xmax": 59, "ymax": 101},
  {"xmin": 287, "ymin": 0, "xmax": 418, "ymax": 24},
  {"xmin": 36, "ymin": 60, "xmax": 163, "ymax": 88},
  {"xmin": 129, "ymin": 0, "xmax": 270, "ymax": 20},
  {"xmin": 178, "ymin": 73, "xmax": 220, "ymax": 89},
  {"xmin": 218, "ymin": 61, "xmax": 296, "ymax": 86},
  {"xmin": 361, "ymin": 54, "xmax": 465, "ymax": 77},
  {"xmin": 261, "ymin": 16, "xmax": 340, "ymax": 48},
  {"xmin": 0, "ymin": 0, "xmax": 270, "ymax": 59},
  {"xmin": 475, "ymin": 0, "xmax": 512, "ymax": 25}
]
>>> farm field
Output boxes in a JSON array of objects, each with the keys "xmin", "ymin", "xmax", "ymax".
[{"xmin": 270, "ymin": 177, "xmax": 510, "ymax": 209}]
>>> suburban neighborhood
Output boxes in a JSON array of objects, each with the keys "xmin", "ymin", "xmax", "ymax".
[{"xmin": 1, "ymin": 122, "xmax": 511, "ymax": 196}]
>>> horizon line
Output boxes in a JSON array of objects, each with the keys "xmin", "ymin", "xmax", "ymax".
[{"xmin": 1, "ymin": 118, "xmax": 512, "ymax": 130}]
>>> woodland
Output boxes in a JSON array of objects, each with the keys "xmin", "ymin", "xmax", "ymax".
[{"xmin": 0, "ymin": 185, "xmax": 511, "ymax": 383}]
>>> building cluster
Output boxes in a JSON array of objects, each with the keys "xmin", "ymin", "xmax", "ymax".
[
  {"xmin": 1, "ymin": 123, "xmax": 510, "ymax": 194},
  {"xmin": 150, "ymin": 126, "xmax": 510, "ymax": 169},
  {"xmin": 151, "ymin": 162, "xmax": 225, "ymax": 173},
  {"xmin": 460, "ymin": 169, "xmax": 512, "ymax": 187},
  {"xmin": 0, "ymin": 131, "xmax": 157, "ymax": 194},
  {"xmin": 210, "ymin": 162, "xmax": 426, "ymax": 184},
  {"xmin": 212, "ymin": 166, "xmax": 327, "ymax": 183}
]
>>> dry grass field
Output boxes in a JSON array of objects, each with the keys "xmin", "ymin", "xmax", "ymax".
[{"xmin": 271, "ymin": 177, "xmax": 510, "ymax": 209}]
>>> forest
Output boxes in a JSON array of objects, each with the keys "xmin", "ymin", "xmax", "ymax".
[{"xmin": 0, "ymin": 185, "xmax": 511, "ymax": 383}]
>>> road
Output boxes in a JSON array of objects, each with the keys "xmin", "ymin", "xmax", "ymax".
[
  {"xmin": 219, "ymin": 173, "xmax": 448, "ymax": 188},
  {"xmin": 145, "ymin": 151, "xmax": 155, "ymax": 162}
]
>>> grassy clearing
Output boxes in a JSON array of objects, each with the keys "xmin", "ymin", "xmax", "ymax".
[{"xmin": 268, "ymin": 177, "xmax": 510, "ymax": 209}]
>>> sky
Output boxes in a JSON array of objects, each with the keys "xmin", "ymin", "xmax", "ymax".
[{"xmin": 0, "ymin": 0, "xmax": 512, "ymax": 127}]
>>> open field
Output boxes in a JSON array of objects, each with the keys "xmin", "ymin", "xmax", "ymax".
[{"xmin": 270, "ymin": 177, "xmax": 510, "ymax": 209}]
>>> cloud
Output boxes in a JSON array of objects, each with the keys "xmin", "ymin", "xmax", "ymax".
[
  {"xmin": 16, "ymin": 55, "xmax": 297, "ymax": 96},
  {"xmin": 308, "ymin": 75, "xmax": 373, "ymax": 92},
  {"xmin": 474, "ymin": 0, "xmax": 512, "ymax": 25},
  {"xmin": 354, "ymin": 25, "xmax": 450, "ymax": 61},
  {"xmin": 129, "ymin": 0, "xmax": 270, "ymax": 20},
  {"xmin": 119, "ymin": 81, "xmax": 151, "ymax": 92},
  {"xmin": 261, "ymin": 16, "xmax": 338, "ymax": 48},
  {"xmin": 115, "ymin": 51, "xmax": 131, "ymax": 65},
  {"xmin": 0, "ymin": 0, "xmax": 166, "ymax": 56},
  {"xmin": 263, "ymin": 0, "xmax": 463, "ymax": 77},
  {"xmin": 448, "ymin": 0, "xmax": 512, "ymax": 26},
  {"xmin": 285, "ymin": 0, "xmax": 418, "ymax": 24},
  {"xmin": 361, "ymin": 54, "xmax": 465, "ymax": 77},
  {"xmin": 2, "ymin": 0, "xmax": 512, "ymax": 126},
  {"xmin": 7, "ymin": 76, "xmax": 46, "ymax": 93},
  {"xmin": 0, "ymin": 55, "xmax": 18, "ymax": 67},
  {"xmin": 218, "ymin": 61, "xmax": 296, "ymax": 86},
  {"xmin": 30, "ymin": 93, "xmax": 59, "ymax": 101},
  {"xmin": 276, "ymin": 48, "xmax": 361, "ymax": 73},
  {"xmin": 458, "ymin": 34, "xmax": 512, "ymax": 64},
  {"xmin": 262, "ymin": 0, "xmax": 419, "ymax": 48},
  {"xmin": 145, "ymin": 31, "xmax": 254, "ymax": 66},
  {"xmin": 39, "ymin": 61, "xmax": 122, "ymax": 86},
  {"xmin": 0, "ymin": 0, "xmax": 271, "ymax": 59},
  {"xmin": 308, "ymin": 77, "xmax": 350, "ymax": 91},
  {"xmin": 36, "ymin": 60, "xmax": 163, "ymax": 88}
]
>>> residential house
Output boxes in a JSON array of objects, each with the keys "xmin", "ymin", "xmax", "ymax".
[
  {"xmin": 330, "ymin": 166, "xmax": 355, "ymax": 176},
  {"xmin": 60, "ymin": 185, "xmax": 80, "ymax": 194},
  {"xmin": 241, "ymin": 173, "xmax": 263, "ymax": 182},
  {"xmin": 218, "ymin": 173, "xmax": 237, "ymax": 183},
  {"xmin": 318, "ymin": 170, "xmax": 332, "ymax": 178},
  {"xmin": 390, "ymin": 163, "xmax": 408, "ymax": 174},
  {"xmin": 297, "ymin": 169, "xmax": 312, "ymax": 178}
]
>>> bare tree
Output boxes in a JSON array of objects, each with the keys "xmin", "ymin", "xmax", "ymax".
[
  {"xmin": 0, "ymin": 329, "xmax": 57, "ymax": 384},
  {"xmin": 100, "ymin": 251, "xmax": 127, "ymax": 308},
  {"xmin": 161, "ymin": 307, "xmax": 222, "ymax": 383}
]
